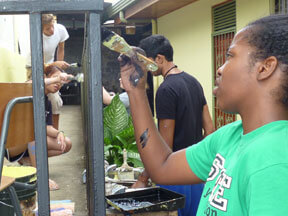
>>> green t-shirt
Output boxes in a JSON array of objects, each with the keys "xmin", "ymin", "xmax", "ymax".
[{"xmin": 186, "ymin": 120, "xmax": 288, "ymax": 216}]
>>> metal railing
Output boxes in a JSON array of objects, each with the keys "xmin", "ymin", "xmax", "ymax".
[{"xmin": 275, "ymin": 0, "xmax": 288, "ymax": 14}]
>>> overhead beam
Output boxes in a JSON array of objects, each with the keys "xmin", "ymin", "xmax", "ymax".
[
  {"xmin": 0, "ymin": 0, "xmax": 102, "ymax": 14},
  {"xmin": 125, "ymin": 0, "xmax": 159, "ymax": 19},
  {"xmin": 124, "ymin": 0, "xmax": 198, "ymax": 20},
  {"xmin": 105, "ymin": 0, "xmax": 138, "ymax": 20}
]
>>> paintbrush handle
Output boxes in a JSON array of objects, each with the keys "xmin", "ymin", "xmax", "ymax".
[{"xmin": 136, "ymin": 52, "xmax": 158, "ymax": 72}]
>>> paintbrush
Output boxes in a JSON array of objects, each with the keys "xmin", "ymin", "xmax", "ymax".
[
  {"xmin": 117, "ymin": 149, "xmax": 134, "ymax": 180},
  {"xmin": 70, "ymin": 62, "xmax": 82, "ymax": 68},
  {"xmin": 67, "ymin": 73, "xmax": 84, "ymax": 82},
  {"xmin": 101, "ymin": 28, "xmax": 158, "ymax": 72}
]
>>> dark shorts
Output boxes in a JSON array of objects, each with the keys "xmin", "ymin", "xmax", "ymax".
[{"xmin": 4, "ymin": 149, "xmax": 29, "ymax": 162}]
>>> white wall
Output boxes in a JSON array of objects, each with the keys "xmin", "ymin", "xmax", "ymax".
[
  {"xmin": 0, "ymin": 15, "xmax": 16, "ymax": 52},
  {"xmin": 155, "ymin": 0, "xmax": 271, "ymax": 120}
]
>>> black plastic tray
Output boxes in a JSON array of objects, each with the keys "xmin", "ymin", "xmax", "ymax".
[{"xmin": 106, "ymin": 187, "xmax": 185, "ymax": 214}]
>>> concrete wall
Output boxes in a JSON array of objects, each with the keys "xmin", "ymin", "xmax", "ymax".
[
  {"xmin": 236, "ymin": 0, "xmax": 271, "ymax": 31},
  {"xmin": 0, "ymin": 15, "xmax": 16, "ymax": 52},
  {"xmin": 156, "ymin": 0, "xmax": 271, "ymax": 119},
  {"xmin": 0, "ymin": 47, "xmax": 26, "ymax": 82},
  {"xmin": 157, "ymin": 0, "xmax": 215, "ymax": 114}
]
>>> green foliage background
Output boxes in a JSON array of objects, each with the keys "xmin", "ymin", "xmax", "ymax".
[{"xmin": 103, "ymin": 94, "xmax": 143, "ymax": 167}]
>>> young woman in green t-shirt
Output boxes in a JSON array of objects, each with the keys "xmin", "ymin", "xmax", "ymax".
[{"xmin": 118, "ymin": 14, "xmax": 288, "ymax": 215}]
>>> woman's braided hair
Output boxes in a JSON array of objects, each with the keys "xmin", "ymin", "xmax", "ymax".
[{"xmin": 246, "ymin": 14, "xmax": 288, "ymax": 107}]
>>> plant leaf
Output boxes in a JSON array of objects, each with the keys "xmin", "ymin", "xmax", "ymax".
[
  {"xmin": 104, "ymin": 127, "xmax": 112, "ymax": 145},
  {"xmin": 126, "ymin": 142, "xmax": 138, "ymax": 152},
  {"xmin": 113, "ymin": 126, "xmax": 135, "ymax": 147},
  {"xmin": 127, "ymin": 151, "xmax": 141, "ymax": 160},
  {"xmin": 115, "ymin": 135, "xmax": 128, "ymax": 146},
  {"xmin": 128, "ymin": 158, "xmax": 143, "ymax": 168},
  {"xmin": 103, "ymin": 95, "xmax": 129, "ymax": 137},
  {"xmin": 104, "ymin": 144, "xmax": 113, "ymax": 153}
]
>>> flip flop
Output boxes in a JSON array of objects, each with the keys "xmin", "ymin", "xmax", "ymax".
[{"xmin": 49, "ymin": 179, "xmax": 60, "ymax": 191}]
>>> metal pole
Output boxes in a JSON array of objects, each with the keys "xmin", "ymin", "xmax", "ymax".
[
  {"xmin": 87, "ymin": 12, "xmax": 105, "ymax": 216},
  {"xmin": 30, "ymin": 12, "xmax": 50, "ymax": 215}
]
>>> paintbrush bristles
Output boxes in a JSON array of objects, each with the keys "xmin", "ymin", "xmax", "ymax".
[
  {"xmin": 70, "ymin": 63, "xmax": 81, "ymax": 67},
  {"xmin": 101, "ymin": 27, "xmax": 115, "ymax": 42}
]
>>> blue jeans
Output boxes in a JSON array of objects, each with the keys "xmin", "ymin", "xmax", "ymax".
[{"xmin": 157, "ymin": 184, "xmax": 204, "ymax": 216}]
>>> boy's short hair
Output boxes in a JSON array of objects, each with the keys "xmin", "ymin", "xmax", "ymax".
[
  {"xmin": 42, "ymin": 14, "xmax": 55, "ymax": 25},
  {"xmin": 139, "ymin": 34, "xmax": 174, "ymax": 62}
]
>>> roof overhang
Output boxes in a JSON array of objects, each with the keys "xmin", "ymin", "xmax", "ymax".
[
  {"xmin": 104, "ymin": 0, "xmax": 198, "ymax": 23},
  {"xmin": 125, "ymin": 0, "xmax": 198, "ymax": 19}
]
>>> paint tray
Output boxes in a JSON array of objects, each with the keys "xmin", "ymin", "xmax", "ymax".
[{"xmin": 106, "ymin": 187, "xmax": 185, "ymax": 214}]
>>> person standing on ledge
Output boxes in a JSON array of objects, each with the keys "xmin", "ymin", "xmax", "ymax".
[{"xmin": 132, "ymin": 35, "xmax": 214, "ymax": 216}]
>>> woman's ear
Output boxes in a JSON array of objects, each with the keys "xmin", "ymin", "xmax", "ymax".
[{"xmin": 257, "ymin": 56, "xmax": 278, "ymax": 80}]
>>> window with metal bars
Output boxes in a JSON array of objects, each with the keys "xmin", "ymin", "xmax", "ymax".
[
  {"xmin": 213, "ymin": 0, "xmax": 236, "ymax": 33},
  {"xmin": 212, "ymin": 0, "xmax": 236, "ymax": 129},
  {"xmin": 275, "ymin": 0, "xmax": 288, "ymax": 13}
]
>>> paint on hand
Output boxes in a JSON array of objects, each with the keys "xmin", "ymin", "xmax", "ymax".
[
  {"xmin": 119, "ymin": 54, "xmax": 144, "ymax": 87},
  {"xmin": 119, "ymin": 54, "xmax": 131, "ymax": 67},
  {"xmin": 140, "ymin": 128, "xmax": 149, "ymax": 149},
  {"xmin": 129, "ymin": 63, "xmax": 144, "ymax": 87}
]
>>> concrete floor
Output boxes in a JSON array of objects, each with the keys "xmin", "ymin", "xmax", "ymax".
[{"xmin": 49, "ymin": 105, "xmax": 87, "ymax": 215}]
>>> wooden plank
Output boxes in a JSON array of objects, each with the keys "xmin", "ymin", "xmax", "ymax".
[
  {"xmin": 125, "ymin": 0, "xmax": 159, "ymax": 19},
  {"xmin": 0, "ymin": 176, "xmax": 15, "ymax": 191},
  {"xmin": 0, "ymin": 83, "xmax": 34, "ymax": 149},
  {"xmin": 0, "ymin": 0, "xmax": 103, "ymax": 14}
]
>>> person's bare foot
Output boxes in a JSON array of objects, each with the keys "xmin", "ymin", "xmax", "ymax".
[{"xmin": 49, "ymin": 179, "xmax": 59, "ymax": 191}]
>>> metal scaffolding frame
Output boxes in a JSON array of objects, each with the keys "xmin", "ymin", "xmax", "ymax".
[{"xmin": 0, "ymin": 1, "xmax": 104, "ymax": 215}]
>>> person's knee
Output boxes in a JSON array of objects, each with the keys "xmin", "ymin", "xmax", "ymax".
[
  {"xmin": 64, "ymin": 143, "xmax": 72, "ymax": 153},
  {"xmin": 8, "ymin": 142, "xmax": 29, "ymax": 157},
  {"xmin": 64, "ymin": 137, "xmax": 72, "ymax": 153}
]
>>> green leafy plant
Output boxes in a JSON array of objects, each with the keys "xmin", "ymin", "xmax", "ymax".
[{"xmin": 103, "ymin": 94, "xmax": 143, "ymax": 167}]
